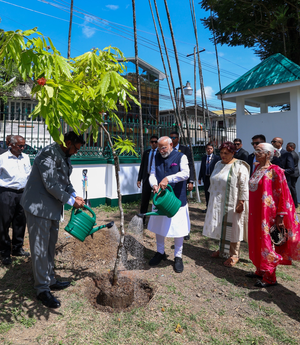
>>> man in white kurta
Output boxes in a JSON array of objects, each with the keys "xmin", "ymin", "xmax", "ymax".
[{"xmin": 147, "ymin": 136, "xmax": 190, "ymax": 273}]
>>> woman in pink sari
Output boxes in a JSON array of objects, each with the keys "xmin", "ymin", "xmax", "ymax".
[{"xmin": 248, "ymin": 143, "xmax": 300, "ymax": 287}]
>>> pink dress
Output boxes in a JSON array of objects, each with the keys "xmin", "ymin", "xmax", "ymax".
[{"xmin": 248, "ymin": 164, "xmax": 300, "ymax": 284}]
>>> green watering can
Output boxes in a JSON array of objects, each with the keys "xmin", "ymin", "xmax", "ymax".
[
  {"xmin": 65, "ymin": 205, "xmax": 114, "ymax": 242},
  {"xmin": 138, "ymin": 184, "xmax": 181, "ymax": 218}
]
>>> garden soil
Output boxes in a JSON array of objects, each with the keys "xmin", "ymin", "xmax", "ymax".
[{"xmin": 1, "ymin": 196, "xmax": 300, "ymax": 344}]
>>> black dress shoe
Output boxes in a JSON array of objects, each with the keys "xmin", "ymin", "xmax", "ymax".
[
  {"xmin": 50, "ymin": 280, "xmax": 71, "ymax": 290},
  {"xmin": 12, "ymin": 248, "xmax": 30, "ymax": 257},
  {"xmin": 149, "ymin": 252, "xmax": 167, "ymax": 266},
  {"xmin": 2, "ymin": 256, "xmax": 12, "ymax": 265},
  {"xmin": 37, "ymin": 291, "xmax": 61, "ymax": 308},
  {"xmin": 184, "ymin": 234, "xmax": 190, "ymax": 241},
  {"xmin": 245, "ymin": 272, "xmax": 263, "ymax": 279},
  {"xmin": 174, "ymin": 257, "xmax": 184, "ymax": 273},
  {"xmin": 254, "ymin": 280, "xmax": 278, "ymax": 288}
]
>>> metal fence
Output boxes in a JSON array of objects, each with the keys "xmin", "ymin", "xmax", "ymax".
[{"xmin": 0, "ymin": 111, "xmax": 236, "ymax": 159}]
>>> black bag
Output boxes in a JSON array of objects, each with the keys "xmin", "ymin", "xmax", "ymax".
[{"xmin": 269, "ymin": 225, "xmax": 288, "ymax": 246}]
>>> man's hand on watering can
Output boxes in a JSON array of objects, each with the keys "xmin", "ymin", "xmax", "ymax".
[
  {"xmin": 73, "ymin": 196, "xmax": 85, "ymax": 209},
  {"xmin": 153, "ymin": 185, "xmax": 159, "ymax": 194},
  {"xmin": 158, "ymin": 177, "xmax": 169, "ymax": 190},
  {"xmin": 187, "ymin": 182, "xmax": 193, "ymax": 191}
]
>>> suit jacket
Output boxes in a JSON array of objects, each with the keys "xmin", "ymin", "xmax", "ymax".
[
  {"xmin": 0, "ymin": 147, "xmax": 8, "ymax": 155},
  {"xmin": 290, "ymin": 150, "xmax": 299, "ymax": 178},
  {"xmin": 234, "ymin": 148, "xmax": 249, "ymax": 162},
  {"xmin": 21, "ymin": 142, "xmax": 75, "ymax": 221},
  {"xmin": 272, "ymin": 149, "xmax": 294, "ymax": 178},
  {"xmin": 198, "ymin": 154, "xmax": 221, "ymax": 181},
  {"xmin": 247, "ymin": 153, "xmax": 255, "ymax": 176},
  {"xmin": 177, "ymin": 144, "xmax": 195, "ymax": 182},
  {"xmin": 138, "ymin": 149, "xmax": 153, "ymax": 183}
]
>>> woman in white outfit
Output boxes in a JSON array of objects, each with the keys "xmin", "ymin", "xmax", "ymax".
[{"xmin": 203, "ymin": 141, "xmax": 249, "ymax": 267}]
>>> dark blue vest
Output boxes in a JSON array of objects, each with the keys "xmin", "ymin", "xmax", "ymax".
[{"xmin": 155, "ymin": 150, "xmax": 187, "ymax": 207}]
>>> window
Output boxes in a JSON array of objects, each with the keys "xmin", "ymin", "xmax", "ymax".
[{"xmin": 6, "ymin": 100, "xmax": 40, "ymax": 121}]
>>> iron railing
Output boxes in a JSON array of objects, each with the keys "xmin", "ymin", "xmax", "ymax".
[{"xmin": 0, "ymin": 111, "xmax": 236, "ymax": 159}]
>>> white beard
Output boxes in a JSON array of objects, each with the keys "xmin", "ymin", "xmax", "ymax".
[{"xmin": 161, "ymin": 149, "xmax": 172, "ymax": 158}]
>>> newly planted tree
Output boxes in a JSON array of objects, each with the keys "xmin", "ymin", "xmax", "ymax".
[{"xmin": 0, "ymin": 27, "xmax": 140, "ymax": 284}]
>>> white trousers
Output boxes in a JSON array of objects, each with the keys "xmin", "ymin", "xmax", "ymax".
[{"xmin": 156, "ymin": 234, "xmax": 184, "ymax": 258}]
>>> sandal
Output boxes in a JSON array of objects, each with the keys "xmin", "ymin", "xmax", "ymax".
[
  {"xmin": 223, "ymin": 257, "xmax": 239, "ymax": 267},
  {"xmin": 211, "ymin": 250, "xmax": 220, "ymax": 258},
  {"xmin": 254, "ymin": 280, "xmax": 278, "ymax": 288}
]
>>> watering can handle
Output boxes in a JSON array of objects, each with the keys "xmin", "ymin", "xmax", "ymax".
[
  {"xmin": 83, "ymin": 204, "xmax": 96, "ymax": 221},
  {"xmin": 157, "ymin": 184, "xmax": 173, "ymax": 195}
]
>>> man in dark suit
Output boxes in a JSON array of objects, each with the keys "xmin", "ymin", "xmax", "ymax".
[
  {"xmin": 247, "ymin": 134, "xmax": 266, "ymax": 176},
  {"xmin": 198, "ymin": 143, "xmax": 220, "ymax": 213},
  {"xmin": 271, "ymin": 137, "xmax": 294, "ymax": 187},
  {"xmin": 233, "ymin": 138, "xmax": 249, "ymax": 162},
  {"xmin": 21, "ymin": 131, "xmax": 85, "ymax": 309},
  {"xmin": 137, "ymin": 135, "xmax": 158, "ymax": 224},
  {"xmin": 286, "ymin": 142, "xmax": 299, "ymax": 208},
  {"xmin": 170, "ymin": 131, "xmax": 195, "ymax": 191}
]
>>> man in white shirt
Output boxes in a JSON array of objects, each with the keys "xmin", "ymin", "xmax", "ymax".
[
  {"xmin": 147, "ymin": 136, "xmax": 190, "ymax": 273},
  {"xmin": 0, "ymin": 135, "xmax": 31, "ymax": 265}
]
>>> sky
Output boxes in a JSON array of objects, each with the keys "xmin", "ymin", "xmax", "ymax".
[{"xmin": 0, "ymin": 0, "xmax": 262, "ymax": 112}]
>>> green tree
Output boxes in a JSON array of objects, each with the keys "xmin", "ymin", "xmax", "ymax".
[
  {"xmin": 0, "ymin": 27, "xmax": 139, "ymax": 144},
  {"xmin": 0, "ymin": 27, "xmax": 140, "ymax": 285},
  {"xmin": 200, "ymin": 0, "xmax": 300, "ymax": 64}
]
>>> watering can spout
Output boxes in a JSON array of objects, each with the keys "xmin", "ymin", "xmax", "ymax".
[
  {"xmin": 89, "ymin": 221, "xmax": 115, "ymax": 236},
  {"xmin": 138, "ymin": 211, "xmax": 163, "ymax": 217}
]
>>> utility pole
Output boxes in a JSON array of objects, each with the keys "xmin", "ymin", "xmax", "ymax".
[
  {"xmin": 67, "ymin": 0, "xmax": 74, "ymax": 59},
  {"xmin": 132, "ymin": 0, "xmax": 144, "ymax": 156}
]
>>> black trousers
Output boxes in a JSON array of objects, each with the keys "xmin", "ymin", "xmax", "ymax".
[
  {"xmin": 140, "ymin": 176, "xmax": 152, "ymax": 215},
  {"xmin": 0, "ymin": 189, "xmax": 26, "ymax": 257},
  {"xmin": 204, "ymin": 175, "xmax": 211, "ymax": 207},
  {"xmin": 290, "ymin": 176, "xmax": 299, "ymax": 208}
]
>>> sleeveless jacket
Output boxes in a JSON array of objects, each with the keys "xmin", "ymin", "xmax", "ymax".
[{"xmin": 155, "ymin": 150, "xmax": 187, "ymax": 207}]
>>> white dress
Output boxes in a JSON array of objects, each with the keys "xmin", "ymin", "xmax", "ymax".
[
  {"xmin": 147, "ymin": 153, "xmax": 190, "ymax": 238},
  {"xmin": 203, "ymin": 160, "xmax": 249, "ymax": 248}
]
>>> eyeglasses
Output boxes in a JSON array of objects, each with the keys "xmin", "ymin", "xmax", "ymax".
[
  {"xmin": 73, "ymin": 144, "xmax": 81, "ymax": 153},
  {"xmin": 254, "ymin": 150, "xmax": 265, "ymax": 155},
  {"xmin": 170, "ymin": 136, "xmax": 178, "ymax": 140},
  {"xmin": 150, "ymin": 140, "xmax": 157, "ymax": 143},
  {"xmin": 251, "ymin": 142, "xmax": 262, "ymax": 146}
]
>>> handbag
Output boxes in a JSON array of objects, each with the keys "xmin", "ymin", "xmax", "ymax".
[{"xmin": 269, "ymin": 224, "xmax": 288, "ymax": 246}]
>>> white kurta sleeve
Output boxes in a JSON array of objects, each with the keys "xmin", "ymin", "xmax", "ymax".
[
  {"xmin": 238, "ymin": 164, "xmax": 249, "ymax": 201},
  {"xmin": 167, "ymin": 154, "xmax": 189, "ymax": 183},
  {"xmin": 149, "ymin": 156, "xmax": 158, "ymax": 188},
  {"xmin": 149, "ymin": 154, "xmax": 190, "ymax": 187}
]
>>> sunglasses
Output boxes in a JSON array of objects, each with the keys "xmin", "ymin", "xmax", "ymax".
[
  {"xmin": 251, "ymin": 142, "xmax": 262, "ymax": 146},
  {"xmin": 170, "ymin": 136, "xmax": 178, "ymax": 140},
  {"xmin": 150, "ymin": 140, "xmax": 157, "ymax": 143},
  {"xmin": 271, "ymin": 140, "xmax": 278, "ymax": 143},
  {"xmin": 15, "ymin": 145, "xmax": 25, "ymax": 148},
  {"xmin": 234, "ymin": 143, "xmax": 241, "ymax": 146}
]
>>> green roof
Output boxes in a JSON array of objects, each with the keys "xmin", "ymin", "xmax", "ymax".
[{"xmin": 216, "ymin": 53, "xmax": 300, "ymax": 95}]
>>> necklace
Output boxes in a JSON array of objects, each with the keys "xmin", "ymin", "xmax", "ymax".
[{"xmin": 258, "ymin": 162, "xmax": 271, "ymax": 170}]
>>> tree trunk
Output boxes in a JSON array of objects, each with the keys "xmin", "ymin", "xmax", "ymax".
[{"xmin": 100, "ymin": 124, "xmax": 124, "ymax": 286}]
